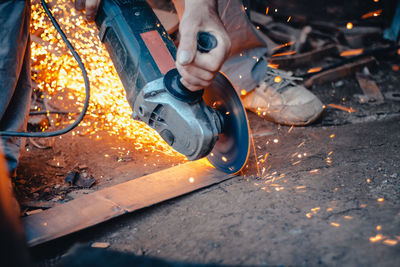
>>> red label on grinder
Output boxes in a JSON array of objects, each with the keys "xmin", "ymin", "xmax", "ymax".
[{"xmin": 140, "ymin": 30, "xmax": 175, "ymax": 74}]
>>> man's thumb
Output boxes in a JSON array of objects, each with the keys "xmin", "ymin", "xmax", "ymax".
[{"xmin": 177, "ymin": 30, "xmax": 197, "ymax": 65}]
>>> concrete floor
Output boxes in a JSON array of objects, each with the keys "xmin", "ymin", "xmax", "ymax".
[
  {"xmin": 32, "ymin": 115, "xmax": 400, "ymax": 266},
  {"xmin": 17, "ymin": 0, "xmax": 400, "ymax": 265}
]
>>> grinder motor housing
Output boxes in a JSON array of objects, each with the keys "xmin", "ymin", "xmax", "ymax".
[
  {"xmin": 95, "ymin": 0, "xmax": 250, "ymax": 174},
  {"xmin": 95, "ymin": 0, "xmax": 223, "ymax": 161}
]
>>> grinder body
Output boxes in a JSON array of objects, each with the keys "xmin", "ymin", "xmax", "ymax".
[
  {"xmin": 95, "ymin": 0, "xmax": 221, "ymax": 160},
  {"xmin": 95, "ymin": 0, "xmax": 249, "ymax": 173},
  {"xmin": 95, "ymin": 0, "xmax": 175, "ymax": 102}
]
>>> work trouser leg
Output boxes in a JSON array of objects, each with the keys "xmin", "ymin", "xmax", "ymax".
[
  {"xmin": 172, "ymin": 0, "xmax": 268, "ymax": 92},
  {"xmin": 0, "ymin": 145, "xmax": 31, "ymax": 266},
  {"xmin": 0, "ymin": 0, "xmax": 32, "ymax": 176}
]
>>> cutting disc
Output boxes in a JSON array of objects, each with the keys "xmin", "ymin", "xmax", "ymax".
[{"xmin": 203, "ymin": 73, "xmax": 250, "ymax": 174}]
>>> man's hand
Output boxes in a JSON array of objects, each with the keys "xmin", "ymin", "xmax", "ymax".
[
  {"xmin": 74, "ymin": 0, "xmax": 101, "ymax": 22},
  {"xmin": 175, "ymin": 0, "xmax": 231, "ymax": 91}
]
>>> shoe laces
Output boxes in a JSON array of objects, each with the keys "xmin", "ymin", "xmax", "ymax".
[{"xmin": 261, "ymin": 67, "xmax": 303, "ymax": 94}]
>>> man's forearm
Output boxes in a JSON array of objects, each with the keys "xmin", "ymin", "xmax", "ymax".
[
  {"xmin": 172, "ymin": 0, "xmax": 231, "ymax": 91},
  {"xmin": 172, "ymin": 0, "xmax": 217, "ymax": 19}
]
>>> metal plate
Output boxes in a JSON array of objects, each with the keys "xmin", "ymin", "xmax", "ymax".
[{"xmin": 203, "ymin": 73, "xmax": 250, "ymax": 174}]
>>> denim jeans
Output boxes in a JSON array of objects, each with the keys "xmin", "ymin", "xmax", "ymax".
[{"xmin": 0, "ymin": 0, "xmax": 32, "ymax": 175}]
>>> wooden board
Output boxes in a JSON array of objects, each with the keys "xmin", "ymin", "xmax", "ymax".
[{"xmin": 23, "ymin": 160, "xmax": 233, "ymax": 247}]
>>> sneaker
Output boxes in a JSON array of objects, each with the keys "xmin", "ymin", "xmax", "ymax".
[{"xmin": 242, "ymin": 68, "xmax": 324, "ymax": 126}]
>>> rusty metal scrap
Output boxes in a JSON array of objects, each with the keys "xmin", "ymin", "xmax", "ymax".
[{"xmin": 304, "ymin": 56, "xmax": 376, "ymax": 88}]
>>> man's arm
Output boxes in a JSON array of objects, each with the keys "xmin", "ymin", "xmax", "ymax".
[
  {"xmin": 173, "ymin": 0, "xmax": 231, "ymax": 91},
  {"xmin": 74, "ymin": 0, "xmax": 230, "ymax": 91}
]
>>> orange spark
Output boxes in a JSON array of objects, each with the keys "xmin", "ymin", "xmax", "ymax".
[
  {"xmin": 311, "ymin": 207, "xmax": 320, "ymax": 213},
  {"xmin": 296, "ymin": 186, "xmax": 307, "ymax": 189},
  {"xmin": 327, "ymin": 103, "xmax": 356, "ymax": 113},
  {"xmin": 307, "ymin": 67, "xmax": 322, "ymax": 73},
  {"xmin": 370, "ymin": 234, "xmax": 383, "ymax": 242},
  {"xmin": 30, "ymin": 0, "xmax": 183, "ymax": 158},
  {"xmin": 297, "ymin": 141, "xmax": 305, "ymax": 148},
  {"xmin": 361, "ymin": 9, "xmax": 382, "ymax": 19},
  {"xmin": 383, "ymin": 239, "xmax": 398, "ymax": 246},
  {"xmin": 340, "ymin": 49, "xmax": 364, "ymax": 57},
  {"xmin": 272, "ymin": 41, "xmax": 295, "ymax": 51},
  {"xmin": 272, "ymin": 50, "xmax": 296, "ymax": 57},
  {"xmin": 346, "ymin": 22, "xmax": 353, "ymax": 29},
  {"xmin": 267, "ymin": 63, "xmax": 279, "ymax": 69},
  {"xmin": 274, "ymin": 76, "xmax": 282, "ymax": 83},
  {"xmin": 330, "ymin": 222, "xmax": 340, "ymax": 227}
]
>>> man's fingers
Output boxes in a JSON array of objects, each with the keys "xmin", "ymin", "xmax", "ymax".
[
  {"xmin": 174, "ymin": 2, "xmax": 231, "ymax": 90},
  {"xmin": 176, "ymin": 32, "xmax": 230, "ymax": 91},
  {"xmin": 189, "ymin": 52, "xmax": 223, "ymax": 73},
  {"xmin": 75, "ymin": 0, "xmax": 85, "ymax": 10},
  {"xmin": 176, "ymin": 63, "xmax": 214, "ymax": 82},
  {"xmin": 179, "ymin": 79, "xmax": 204, "ymax": 92},
  {"xmin": 85, "ymin": 0, "xmax": 101, "ymax": 21},
  {"xmin": 176, "ymin": 21, "xmax": 197, "ymax": 65},
  {"xmin": 177, "ymin": 64, "xmax": 212, "ymax": 91},
  {"xmin": 191, "ymin": 34, "xmax": 231, "ymax": 72},
  {"xmin": 180, "ymin": 73, "xmax": 210, "ymax": 89}
]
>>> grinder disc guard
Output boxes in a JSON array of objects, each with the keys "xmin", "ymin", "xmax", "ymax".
[{"xmin": 203, "ymin": 73, "xmax": 250, "ymax": 174}]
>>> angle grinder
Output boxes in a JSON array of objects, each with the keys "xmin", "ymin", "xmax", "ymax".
[{"xmin": 95, "ymin": 0, "xmax": 250, "ymax": 174}]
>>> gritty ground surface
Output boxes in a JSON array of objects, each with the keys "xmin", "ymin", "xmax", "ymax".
[
  {"xmin": 15, "ymin": 130, "xmax": 185, "ymax": 205},
  {"xmin": 19, "ymin": 51, "xmax": 400, "ymax": 267},
  {"xmin": 22, "ymin": 48, "xmax": 400, "ymax": 267},
  {"xmin": 19, "ymin": 1, "xmax": 400, "ymax": 265},
  {"xmin": 30, "ymin": 115, "xmax": 400, "ymax": 266}
]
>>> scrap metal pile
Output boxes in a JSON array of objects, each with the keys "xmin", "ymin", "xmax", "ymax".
[
  {"xmin": 246, "ymin": 0, "xmax": 400, "ymax": 125},
  {"xmin": 250, "ymin": 3, "xmax": 399, "ymax": 86}
]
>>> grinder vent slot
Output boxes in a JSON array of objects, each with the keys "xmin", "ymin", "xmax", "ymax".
[{"xmin": 149, "ymin": 104, "xmax": 166, "ymax": 127}]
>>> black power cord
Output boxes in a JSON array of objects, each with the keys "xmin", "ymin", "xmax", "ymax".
[{"xmin": 0, "ymin": 0, "xmax": 90, "ymax": 137}]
